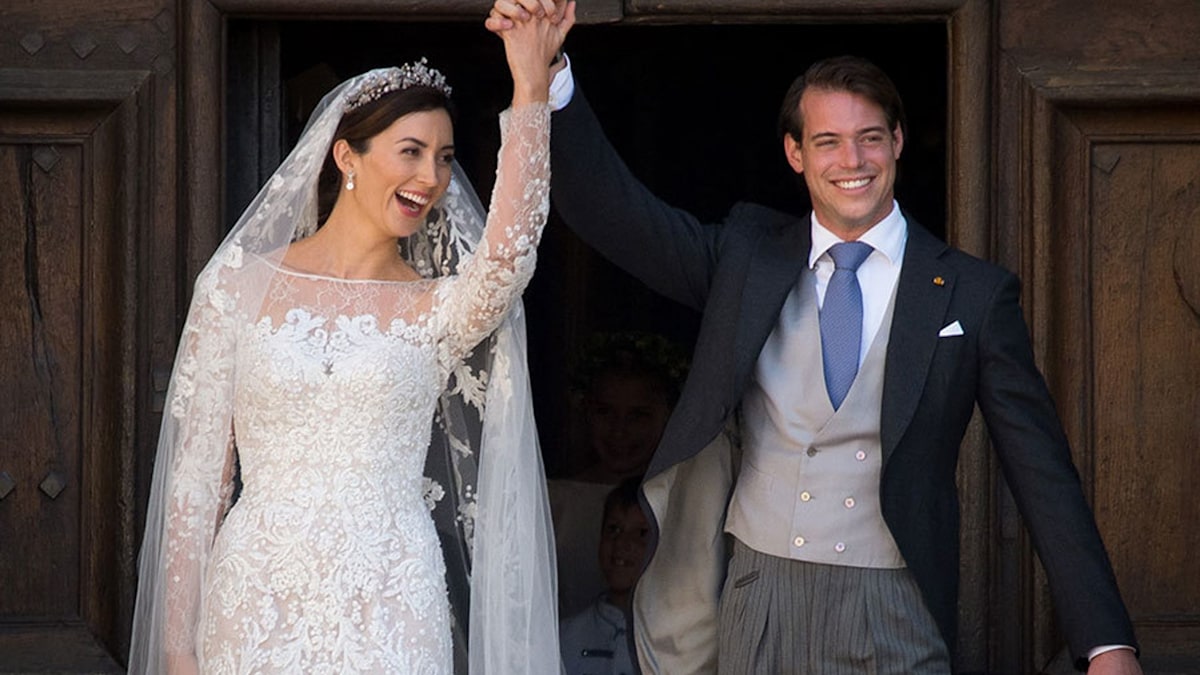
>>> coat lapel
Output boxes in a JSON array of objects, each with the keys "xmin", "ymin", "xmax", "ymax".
[
  {"xmin": 733, "ymin": 217, "xmax": 810, "ymax": 382},
  {"xmin": 880, "ymin": 222, "xmax": 954, "ymax": 464}
]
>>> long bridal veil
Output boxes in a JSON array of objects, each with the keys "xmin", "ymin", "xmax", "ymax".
[{"xmin": 129, "ymin": 66, "xmax": 560, "ymax": 674}]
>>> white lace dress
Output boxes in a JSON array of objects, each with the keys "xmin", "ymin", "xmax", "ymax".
[{"xmin": 162, "ymin": 104, "xmax": 550, "ymax": 674}]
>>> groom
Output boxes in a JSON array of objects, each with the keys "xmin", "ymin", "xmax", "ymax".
[{"xmin": 489, "ymin": 7, "xmax": 1140, "ymax": 674}]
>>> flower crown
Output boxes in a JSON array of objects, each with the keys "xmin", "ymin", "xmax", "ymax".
[{"xmin": 344, "ymin": 58, "xmax": 452, "ymax": 111}]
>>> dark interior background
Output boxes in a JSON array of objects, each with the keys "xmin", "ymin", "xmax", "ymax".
[{"xmin": 229, "ymin": 19, "xmax": 947, "ymax": 476}]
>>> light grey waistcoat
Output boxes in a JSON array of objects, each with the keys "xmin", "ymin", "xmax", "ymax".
[{"xmin": 725, "ymin": 265, "xmax": 904, "ymax": 568}]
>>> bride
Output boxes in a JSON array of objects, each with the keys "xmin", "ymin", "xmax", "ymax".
[{"xmin": 129, "ymin": 3, "xmax": 576, "ymax": 673}]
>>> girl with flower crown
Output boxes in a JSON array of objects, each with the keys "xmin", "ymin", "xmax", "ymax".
[{"xmin": 129, "ymin": 3, "xmax": 575, "ymax": 673}]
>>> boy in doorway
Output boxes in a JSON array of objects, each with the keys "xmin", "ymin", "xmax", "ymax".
[{"xmin": 559, "ymin": 478, "xmax": 647, "ymax": 675}]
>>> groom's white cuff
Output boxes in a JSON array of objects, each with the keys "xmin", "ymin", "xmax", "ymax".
[
  {"xmin": 548, "ymin": 53, "xmax": 576, "ymax": 111},
  {"xmin": 1088, "ymin": 644, "xmax": 1135, "ymax": 661}
]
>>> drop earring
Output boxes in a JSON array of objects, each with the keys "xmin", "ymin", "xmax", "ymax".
[{"xmin": 345, "ymin": 170, "xmax": 356, "ymax": 191}]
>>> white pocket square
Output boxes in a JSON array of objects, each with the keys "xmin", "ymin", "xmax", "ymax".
[{"xmin": 938, "ymin": 320, "xmax": 964, "ymax": 337}]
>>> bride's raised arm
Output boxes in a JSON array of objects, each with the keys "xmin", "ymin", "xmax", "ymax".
[{"xmin": 437, "ymin": 1, "xmax": 575, "ymax": 364}]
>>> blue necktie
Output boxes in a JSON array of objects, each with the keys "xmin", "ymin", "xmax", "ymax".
[{"xmin": 820, "ymin": 241, "xmax": 874, "ymax": 410}]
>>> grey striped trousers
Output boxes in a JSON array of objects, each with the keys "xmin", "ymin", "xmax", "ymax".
[{"xmin": 717, "ymin": 539, "xmax": 950, "ymax": 675}]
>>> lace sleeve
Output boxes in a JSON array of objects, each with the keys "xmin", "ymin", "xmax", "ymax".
[
  {"xmin": 436, "ymin": 103, "xmax": 550, "ymax": 370},
  {"xmin": 161, "ymin": 267, "xmax": 240, "ymax": 658}
]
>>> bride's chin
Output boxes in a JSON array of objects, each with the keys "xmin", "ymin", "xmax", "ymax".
[{"xmin": 389, "ymin": 217, "xmax": 424, "ymax": 239}]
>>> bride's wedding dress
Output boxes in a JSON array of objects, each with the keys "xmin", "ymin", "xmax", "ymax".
[{"xmin": 162, "ymin": 104, "xmax": 550, "ymax": 674}]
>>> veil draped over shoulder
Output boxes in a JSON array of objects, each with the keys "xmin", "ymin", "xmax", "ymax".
[{"xmin": 129, "ymin": 67, "xmax": 560, "ymax": 674}]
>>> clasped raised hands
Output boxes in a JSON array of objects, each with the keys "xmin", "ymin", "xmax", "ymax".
[{"xmin": 487, "ymin": 0, "xmax": 576, "ymax": 106}]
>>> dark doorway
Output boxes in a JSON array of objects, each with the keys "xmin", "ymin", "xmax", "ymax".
[{"xmin": 227, "ymin": 18, "xmax": 947, "ymax": 477}]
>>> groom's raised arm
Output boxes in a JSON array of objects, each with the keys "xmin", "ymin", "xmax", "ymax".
[{"xmin": 546, "ymin": 59, "xmax": 722, "ymax": 312}]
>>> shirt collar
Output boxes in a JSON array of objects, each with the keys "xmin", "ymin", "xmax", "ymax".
[{"xmin": 808, "ymin": 200, "xmax": 907, "ymax": 269}]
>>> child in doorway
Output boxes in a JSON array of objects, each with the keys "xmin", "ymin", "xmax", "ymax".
[{"xmin": 559, "ymin": 477, "xmax": 648, "ymax": 675}]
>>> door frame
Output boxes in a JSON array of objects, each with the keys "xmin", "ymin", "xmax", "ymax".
[{"xmin": 179, "ymin": 0, "xmax": 997, "ymax": 668}]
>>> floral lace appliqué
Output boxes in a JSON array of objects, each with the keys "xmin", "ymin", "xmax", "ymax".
[{"xmin": 161, "ymin": 103, "xmax": 550, "ymax": 673}]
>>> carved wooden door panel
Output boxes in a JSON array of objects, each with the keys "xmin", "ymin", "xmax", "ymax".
[
  {"xmin": 997, "ymin": 60, "xmax": 1200, "ymax": 674},
  {"xmin": 0, "ymin": 71, "xmax": 155, "ymax": 672},
  {"xmin": 1087, "ymin": 129, "xmax": 1200, "ymax": 675},
  {"xmin": 1, "ymin": 0, "xmax": 178, "ymax": 669},
  {"xmin": 996, "ymin": 3, "xmax": 1200, "ymax": 671}
]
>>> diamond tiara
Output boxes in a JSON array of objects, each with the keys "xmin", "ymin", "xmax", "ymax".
[{"xmin": 344, "ymin": 58, "xmax": 452, "ymax": 111}]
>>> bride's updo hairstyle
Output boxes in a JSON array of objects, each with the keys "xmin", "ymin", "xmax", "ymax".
[{"xmin": 316, "ymin": 83, "xmax": 457, "ymax": 227}]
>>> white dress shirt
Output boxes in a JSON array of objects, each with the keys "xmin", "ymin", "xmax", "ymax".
[{"xmin": 809, "ymin": 204, "xmax": 907, "ymax": 364}]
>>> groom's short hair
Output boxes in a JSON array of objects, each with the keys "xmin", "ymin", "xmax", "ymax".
[{"xmin": 777, "ymin": 55, "xmax": 907, "ymax": 143}]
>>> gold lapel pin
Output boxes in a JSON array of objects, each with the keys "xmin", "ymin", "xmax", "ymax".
[{"xmin": 933, "ymin": 276, "xmax": 945, "ymax": 286}]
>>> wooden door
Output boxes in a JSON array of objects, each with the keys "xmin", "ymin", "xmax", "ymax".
[
  {"xmin": 996, "ymin": 2, "xmax": 1200, "ymax": 671},
  {"xmin": 0, "ymin": 4, "xmax": 177, "ymax": 671},
  {"xmin": 0, "ymin": 71, "xmax": 154, "ymax": 672},
  {"xmin": 995, "ymin": 62, "xmax": 1200, "ymax": 674}
]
